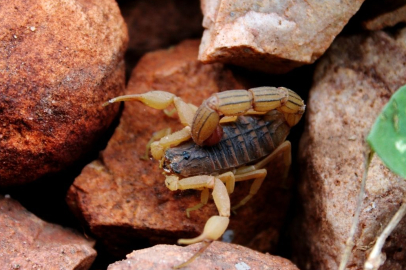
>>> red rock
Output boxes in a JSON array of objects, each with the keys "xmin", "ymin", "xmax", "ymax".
[
  {"xmin": 67, "ymin": 39, "xmax": 295, "ymax": 257},
  {"xmin": 121, "ymin": 0, "xmax": 203, "ymax": 60},
  {"xmin": 107, "ymin": 241, "xmax": 300, "ymax": 270},
  {"xmin": 293, "ymin": 30, "xmax": 406, "ymax": 269},
  {"xmin": 199, "ymin": 0, "xmax": 365, "ymax": 73},
  {"xmin": 0, "ymin": 0, "xmax": 128, "ymax": 185},
  {"xmin": 0, "ymin": 195, "xmax": 96, "ymax": 270}
]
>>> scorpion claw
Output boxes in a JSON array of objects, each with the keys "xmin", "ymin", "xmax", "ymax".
[
  {"xmin": 178, "ymin": 216, "xmax": 229, "ymax": 245},
  {"xmin": 103, "ymin": 91, "xmax": 176, "ymax": 109},
  {"xmin": 151, "ymin": 141, "xmax": 165, "ymax": 161},
  {"xmin": 165, "ymin": 175, "xmax": 179, "ymax": 191},
  {"xmin": 102, "ymin": 100, "xmax": 112, "ymax": 107}
]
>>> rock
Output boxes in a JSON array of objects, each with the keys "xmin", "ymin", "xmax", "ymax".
[
  {"xmin": 198, "ymin": 0, "xmax": 365, "ymax": 73},
  {"xmin": 293, "ymin": 29, "xmax": 406, "ymax": 269},
  {"xmin": 107, "ymin": 241, "xmax": 299, "ymax": 270},
  {"xmin": 121, "ymin": 0, "xmax": 203, "ymax": 69},
  {"xmin": 0, "ymin": 195, "xmax": 96, "ymax": 270},
  {"xmin": 363, "ymin": 4, "xmax": 406, "ymax": 30},
  {"xmin": 0, "ymin": 0, "xmax": 128, "ymax": 186},
  {"xmin": 67, "ymin": 40, "xmax": 295, "ymax": 257}
]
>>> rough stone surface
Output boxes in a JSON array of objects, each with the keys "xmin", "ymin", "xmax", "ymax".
[
  {"xmin": 293, "ymin": 29, "xmax": 406, "ymax": 269},
  {"xmin": 107, "ymin": 241, "xmax": 300, "ymax": 270},
  {"xmin": 0, "ymin": 0, "xmax": 128, "ymax": 186},
  {"xmin": 0, "ymin": 195, "xmax": 96, "ymax": 270},
  {"xmin": 199, "ymin": 0, "xmax": 365, "ymax": 73},
  {"xmin": 121, "ymin": 0, "xmax": 203, "ymax": 66},
  {"xmin": 363, "ymin": 4, "xmax": 406, "ymax": 30},
  {"xmin": 67, "ymin": 40, "xmax": 295, "ymax": 256}
]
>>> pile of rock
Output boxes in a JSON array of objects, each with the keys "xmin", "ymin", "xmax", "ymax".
[{"xmin": 1, "ymin": 0, "xmax": 406, "ymax": 269}]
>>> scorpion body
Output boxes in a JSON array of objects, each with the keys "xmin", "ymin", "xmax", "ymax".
[
  {"xmin": 164, "ymin": 112, "xmax": 290, "ymax": 177},
  {"xmin": 104, "ymin": 86, "xmax": 305, "ymax": 268}
]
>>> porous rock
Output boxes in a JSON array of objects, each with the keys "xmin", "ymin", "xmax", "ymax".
[
  {"xmin": 67, "ymin": 40, "xmax": 294, "ymax": 256},
  {"xmin": 107, "ymin": 241, "xmax": 299, "ymax": 270},
  {"xmin": 0, "ymin": 195, "xmax": 96, "ymax": 270},
  {"xmin": 199, "ymin": 0, "xmax": 365, "ymax": 73},
  {"xmin": 293, "ymin": 29, "xmax": 406, "ymax": 269},
  {"xmin": 0, "ymin": 0, "xmax": 128, "ymax": 185}
]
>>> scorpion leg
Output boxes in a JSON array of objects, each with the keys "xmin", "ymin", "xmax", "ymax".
[
  {"xmin": 141, "ymin": 128, "xmax": 171, "ymax": 160},
  {"xmin": 218, "ymin": 171, "xmax": 236, "ymax": 194},
  {"xmin": 231, "ymin": 169, "xmax": 267, "ymax": 211},
  {"xmin": 232, "ymin": 141, "xmax": 292, "ymax": 211},
  {"xmin": 150, "ymin": 127, "xmax": 191, "ymax": 161},
  {"xmin": 256, "ymin": 140, "xmax": 291, "ymax": 179},
  {"xmin": 236, "ymin": 141, "xmax": 291, "ymax": 177},
  {"xmin": 165, "ymin": 175, "xmax": 230, "ymax": 244},
  {"xmin": 184, "ymin": 171, "xmax": 236, "ymax": 217},
  {"xmin": 186, "ymin": 188, "xmax": 209, "ymax": 218},
  {"xmin": 177, "ymin": 172, "xmax": 235, "ymax": 218},
  {"xmin": 150, "ymin": 102, "xmax": 199, "ymax": 159}
]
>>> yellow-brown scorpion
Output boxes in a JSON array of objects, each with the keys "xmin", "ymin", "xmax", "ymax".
[{"xmin": 104, "ymin": 87, "xmax": 305, "ymax": 267}]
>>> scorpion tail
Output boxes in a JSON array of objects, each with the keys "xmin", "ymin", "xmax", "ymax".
[
  {"xmin": 277, "ymin": 87, "xmax": 306, "ymax": 127},
  {"xmin": 191, "ymin": 97, "xmax": 221, "ymax": 146}
]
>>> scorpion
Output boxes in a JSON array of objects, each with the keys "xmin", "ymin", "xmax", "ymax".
[{"xmin": 104, "ymin": 86, "xmax": 305, "ymax": 267}]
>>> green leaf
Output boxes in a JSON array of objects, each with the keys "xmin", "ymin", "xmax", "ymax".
[{"xmin": 367, "ymin": 84, "xmax": 406, "ymax": 179}]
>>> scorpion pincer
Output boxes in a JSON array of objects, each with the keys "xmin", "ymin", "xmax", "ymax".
[{"xmin": 104, "ymin": 86, "xmax": 305, "ymax": 267}]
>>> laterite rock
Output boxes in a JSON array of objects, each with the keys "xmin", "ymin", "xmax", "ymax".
[
  {"xmin": 107, "ymin": 242, "xmax": 300, "ymax": 270},
  {"xmin": 199, "ymin": 0, "xmax": 365, "ymax": 73},
  {"xmin": 0, "ymin": 0, "xmax": 128, "ymax": 185},
  {"xmin": 294, "ymin": 29, "xmax": 406, "ymax": 269},
  {"xmin": 0, "ymin": 195, "xmax": 96, "ymax": 269},
  {"xmin": 122, "ymin": 0, "xmax": 203, "ymax": 62}
]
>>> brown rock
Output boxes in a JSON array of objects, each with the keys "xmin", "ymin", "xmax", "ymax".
[
  {"xmin": 0, "ymin": 0, "xmax": 128, "ymax": 185},
  {"xmin": 67, "ymin": 40, "xmax": 295, "ymax": 256},
  {"xmin": 0, "ymin": 195, "xmax": 96, "ymax": 270},
  {"xmin": 121, "ymin": 0, "xmax": 203, "ymax": 64},
  {"xmin": 107, "ymin": 241, "xmax": 300, "ymax": 270},
  {"xmin": 293, "ymin": 29, "xmax": 406, "ymax": 269},
  {"xmin": 199, "ymin": 0, "xmax": 365, "ymax": 73},
  {"xmin": 363, "ymin": 4, "xmax": 406, "ymax": 30}
]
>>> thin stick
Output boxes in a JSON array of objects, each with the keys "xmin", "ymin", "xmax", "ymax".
[
  {"xmin": 339, "ymin": 150, "xmax": 374, "ymax": 270},
  {"xmin": 364, "ymin": 194, "xmax": 406, "ymax": 270}
]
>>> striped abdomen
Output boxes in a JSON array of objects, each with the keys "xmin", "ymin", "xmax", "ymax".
[{"xmin": 163, "ymin": 111, "xmax": 290, "ymax": 177}]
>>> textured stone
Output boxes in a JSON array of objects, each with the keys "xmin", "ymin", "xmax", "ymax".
[
  {"xmin": 0, "ymin": 0, "xmax": 128, "ymax": 185},
  {"xmin": 121, "ymin": 0, "xmax": 203, "ymax": 62},
  {"xmin": 67, "ymin": 40, "xmax": 295, "ymax": 256},
  {"xmin": 0, "ymin": 195, "xmax": 96, "ymax": 270},
  {"xmin": 199, "ymin": 0, "xmax": 364, "ymax": 73},
  {"xmin": 363, "ymin": 4, "xmax": 406, "ymax": 30},
  {"xmin": 107, "ymin": 241, "xmax": 300, "ymax": 270},
  {"xmin": 293, "ymin": 29, "xmax": 406, "ymax": 269}
]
